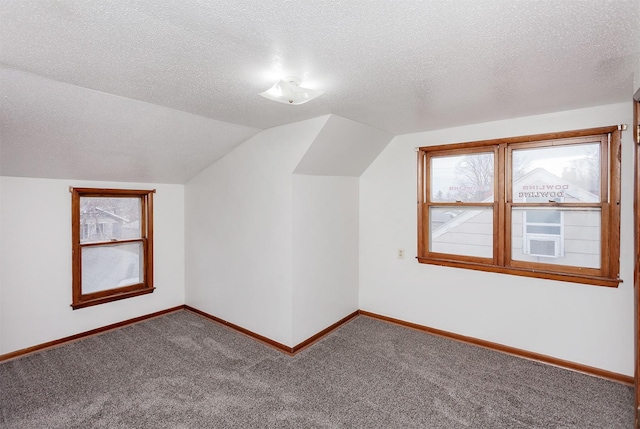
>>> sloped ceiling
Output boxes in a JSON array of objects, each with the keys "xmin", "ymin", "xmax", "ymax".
[
  {"xmin": 0, "ymin": 69, "xmax": 259, "ymax": 183},
  {"xmin": 295, "ymin": 115, "xmax": 394, "ymax": 177},
  {"xmin": 0, "ymin": 0, "xmax": 639, "ymax": 184}
]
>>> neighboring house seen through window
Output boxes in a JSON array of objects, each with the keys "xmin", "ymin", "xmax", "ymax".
[
  {"xmin": 417, "ymin": 126, "xmax": 622, "ymax": 287},
  {"xmin": 71, "ymin": 188, "xmax": 155, "ymax": 309}
]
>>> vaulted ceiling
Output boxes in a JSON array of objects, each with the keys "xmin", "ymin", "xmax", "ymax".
[{"xmin": 1, "ymin": 1, "xmax": 639, "ymax": 184}]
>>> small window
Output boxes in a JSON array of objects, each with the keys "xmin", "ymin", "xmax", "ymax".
[
  {"xmin": 71, "ymin": 188, "xmax": 155, "ymax": 309},
  {"xmin": 522, "ymin": 209, "xmax": 564, "ymax": 258},
  {"xmin": 417, "ymin": 126, "xmax": 622, "ymax": 287}
]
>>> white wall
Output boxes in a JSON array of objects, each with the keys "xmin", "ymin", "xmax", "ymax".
[
  {"xmin": 0, "ymin": 177, "xmax": 3, "ymax": 351},
  {"xmin": 292, "ymin": 175, "xmax": 359, "ymax": 344},
  {"xmin": 360, "ymin": 102, "xmax": 635, "ymax": 375},
  {"xmin": 0, "ymin": 176, "xmax": 185, "ymax": 355},
  {"xmin": 636, "ymin": 55, "xmax": 640, "ymax": 93},
  {"xmin": 636, "ymin": 0, "xmax": 640, "ymax": 93},
  {"xmin": 185, "ymin": 116, "xmax": 329, "ymax": 347}
]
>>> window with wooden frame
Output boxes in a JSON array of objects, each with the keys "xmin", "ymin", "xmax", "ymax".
[
  {"xmin": 71, "ymin": 188, "xmax": 155, "ymax": 309},
  {"xmin": 417, "ymin": 126, "xmax": 622, "ymax": 287}
]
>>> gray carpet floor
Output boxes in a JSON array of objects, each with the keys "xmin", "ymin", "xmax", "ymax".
[{"xmin": 0, "ymin": 310, "xmax": 633, "ymax": 428}]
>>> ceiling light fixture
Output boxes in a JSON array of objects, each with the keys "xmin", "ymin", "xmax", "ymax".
[{"xmin": 259, "ymin": 76, "xmax": 324, "ymax": 105}]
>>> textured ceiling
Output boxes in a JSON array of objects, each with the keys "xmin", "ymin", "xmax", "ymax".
[{"xmin": 1, "ymin": 0, "xmax": 639, "ymax": 183}]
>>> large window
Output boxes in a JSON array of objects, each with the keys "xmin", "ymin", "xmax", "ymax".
[
  {"xmin": 71, "ymin": 188, "xmax": 155, "ymax": 309},
  {"xmin": 417, "ymin": 126, "xmax": 622, "ymax": 287}
]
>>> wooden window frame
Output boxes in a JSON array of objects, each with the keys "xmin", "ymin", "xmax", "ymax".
[
  {"xmin": 71, "ymin": 187, "xmax": 155, "ymax": 309},
  {"xmin": 417, "ymin": 126, "xmax": 622, "ymax": 287}
]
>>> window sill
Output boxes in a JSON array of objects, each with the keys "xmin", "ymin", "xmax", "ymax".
[
  {"xmin": 71, "ymin": 287, "xmax": 155, "ymax": 310},
  {"xmin": 416, "ymin": 257, "xmax": 621, "ymax": 288}
]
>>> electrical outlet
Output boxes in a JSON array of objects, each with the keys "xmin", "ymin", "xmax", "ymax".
[{"xmin": 397, "ymin": 248, "xmax": 405, "ymax": 259}]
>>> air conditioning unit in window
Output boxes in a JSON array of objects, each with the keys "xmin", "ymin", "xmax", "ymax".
[{"xmin": 524, "ymin": 234, "xmax": 561, "ymax": 258}]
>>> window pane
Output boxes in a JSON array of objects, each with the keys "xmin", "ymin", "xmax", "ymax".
[
  {"xmin": 511, "ymin": 208, "xmax": 600, "ymax": 268},
  {"xmin": 82, "ymin": 242, "xmax": 143, "ymax": 293},
  {"xmin": 527, "ymin": 225, "xmax": 561, "ymax": 235},
  {"xmin": 431, "ymin": 153, "xmax": 494, "ymax": 202},
  {"xmin": 430, "ymin": 207, "xmax": 493, "ymax": 258},
  {"xmin": 80, "ymin": 197, "xmax": 141, "ymax": 243},
  {"xmin": 512, "ymin": 143, "xmax": 600, "ymax": 202},
  {"xmin": 526, "ymin": 210, "xmax": 561, "ymax": 224}
]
